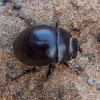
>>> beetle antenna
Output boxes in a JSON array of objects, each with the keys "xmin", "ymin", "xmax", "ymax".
[
  {"xmin": 11, "ymin": 67, "xmax": 37, "ymax": 81},
  {"xmin": 16, "ymin": 12, "xmax": 34, "ymax": 26},
  {"xmin": 53, "ymin": 10, "xmax": 60, "ymax": 28},
  {"xmin": 55, "ymin": 18, "xmax": 60, "ymax": 28}
]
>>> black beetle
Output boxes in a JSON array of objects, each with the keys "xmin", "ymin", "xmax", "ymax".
[{"xmin": 12, "ymin": 24, "xmax": 78, "ymax": 80}]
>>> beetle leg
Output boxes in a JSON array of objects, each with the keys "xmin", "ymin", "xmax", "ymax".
[
  {"xmin": 46, "ymin": 64, "xmax": 56, "ymax": 81},
  {"xmin": 11, "ymin": 67, "xmax": 37, "ymax": 81},
  {"xmin": 63, "ymin": 62, "xmax": 69, "ymax": 67},
  {"xmin": 64, "ymin": 62, "xmax": 79, "ymax": 75},
  {"xmin": 71, "ymin": 28, "xmax": 80, "ymax": 32}
]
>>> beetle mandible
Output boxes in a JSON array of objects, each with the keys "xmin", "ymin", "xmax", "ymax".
[{"xmin": 12, "ymin": 21, "xmax": 78, "ymax": 81}]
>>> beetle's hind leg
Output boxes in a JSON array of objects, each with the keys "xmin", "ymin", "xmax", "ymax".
[
  {"xmin": 11, "ymin": 67, "xmax": 37, "ymax": 81},
  {"xmin": 46, "ymin": 64, "xmax": 56, "ymax": 81}
]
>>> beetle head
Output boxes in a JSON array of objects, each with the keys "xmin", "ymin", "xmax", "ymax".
[{"xmin": 69, "ymin": 37, "xmax": 78, "ymax": 58}]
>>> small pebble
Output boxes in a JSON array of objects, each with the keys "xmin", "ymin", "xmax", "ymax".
[
  {"xmin": 17, "ymin": 90, "xmax": 24, "ymax": 98},
  {"xmin": 81, "ymin": 51, "xmax": 85, "ymax": 56},
  {"xmin": 7, "ymin": 64, "xmax": 15, "ymax": 69},
  {"xmin": 74, "ymin": 64, "xmax": 84, "ymax": 71},
  {"xmin": 97, "ymin": 36, "xmax": 100, "ymax": 42},
  {"xmin": 13, "ymin": 1, "xmax": 22, "ymax": 9},
  {"xmin": 81, "ymin": 51, "xmax": 90, "ymax": 57},
  {"xmin": 88, "ymin": 55, "xmax": 95, "ymax": 60},
  {"xmin": 7, "ymin": 72, "xmax": 14, "ymax": 79},
  {"xmin": 0, "ymin": 85, "xmax": 9, "ymax": 94},
  {"xmin": 14, "ymin": 12, "xmax": 19, "ymax": 17},
  {"xmin": 9, "ymin": 47, "xmax": 13, "ymax": 53},
  {"xmin": 84, "ymin": 51, "xmax": 90, "ymax": 56},
  {"xmin": 1, "ymin": 40, "xmax": 6, "ymax": 46},
  {"xmin": 59, "ymin": 95, "xmax": 65, "ymax": 100},
  {"xmin": 97, "ymin": 84, "xmax": 100, "ymax": 90},
  {"xmin": 88, "ymin": 77, "xmax": 95, "ymax": 85},
  {"xmin": 79, "ymin": 44, "xmax": 83, "ymax": 52}
]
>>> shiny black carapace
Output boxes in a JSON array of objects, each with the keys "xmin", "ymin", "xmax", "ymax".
[{"xmin": 12, "ymin": 24, "xmax": 78, "ymax": 80}]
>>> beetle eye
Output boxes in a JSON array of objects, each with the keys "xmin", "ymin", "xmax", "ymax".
[{"xmin": 69, "ymin": 37, "xmax": 78, "ymax": 58}]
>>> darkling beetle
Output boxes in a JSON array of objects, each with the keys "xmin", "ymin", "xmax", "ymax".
[{"xmin": 12, "ymin": 19, "xmax": 78, "ymax": 81}]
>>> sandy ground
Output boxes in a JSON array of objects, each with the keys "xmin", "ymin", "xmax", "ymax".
[{"xmin": 0, "ymin": 0, "xmax": 100, "ymax": 100}]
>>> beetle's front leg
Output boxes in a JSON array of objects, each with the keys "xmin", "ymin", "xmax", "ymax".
[
  {"xmin": 46, "ymin": 64, "xmax": 56, "ymax": 81},
  {"xmin": 17, "ymin": 12, "xmax": 35, "ymax": 26},
  {"xmin": 64, "ymin": 62, "xmax": 79, "ymax": 75},
  {"xmin": 11, "ymin": 67, "xmax": 37, "ymax": 81}
]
